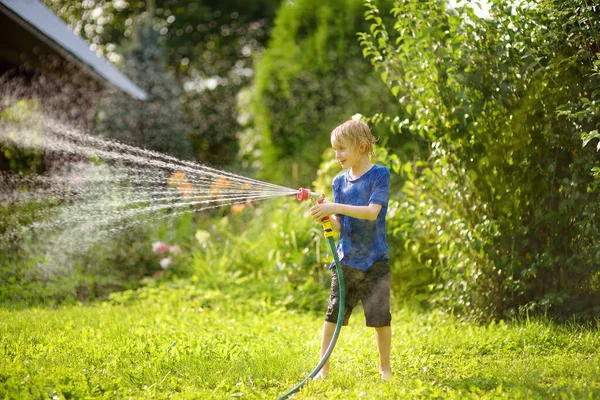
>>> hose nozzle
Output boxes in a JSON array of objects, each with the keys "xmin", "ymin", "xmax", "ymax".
[{"xmin": 297, "ymin": 188, "xmax": 324, "ymax": 202}]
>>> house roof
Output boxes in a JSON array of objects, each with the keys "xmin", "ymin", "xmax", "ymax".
[{"xmin": 0, "ymin": 0, "xmax": 147, "ymax": 100}]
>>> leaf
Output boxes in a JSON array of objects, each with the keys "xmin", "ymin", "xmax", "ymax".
[
  {"xmin": 582, "ymin": 130, "xmax": 600, "ymax": 147},
  {"xmin": 380, "ymin": 70, "xmax": 388, "ymax": 84},
  {"xmin": 391, "ymin": 86, "xmax": 400, "ymax": 97}
]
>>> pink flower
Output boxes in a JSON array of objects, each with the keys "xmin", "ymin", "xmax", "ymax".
[
  {"xmin": 152, "ymin": 241, "xmax": 170, "ymax": 256},
  {"xmin": 153, "ymin": 270, "xmax": 164, "ymax": 278},
  {"xmin": 169, "ymin": 245, "xmax": 182, "ymax": 255}
]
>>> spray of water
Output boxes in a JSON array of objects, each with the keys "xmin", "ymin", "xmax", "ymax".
[{"xmin": 0, "ymin": 113, "xmax": 298, "ymax": 274}]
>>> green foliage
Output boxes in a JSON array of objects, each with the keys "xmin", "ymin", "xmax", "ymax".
[
  {"xmin": 249, "ymin": 0, "xmax": 400, "ymax": 186},
  {"xmin": 359, "ymin": 0, "xmax": 600, "ymax": 319},
  {"xmin": 1, "ymin": 296, "xmax": 599, "ymax": 398},
  {"xmin": 42, "ymin": 0, "xmax": 281, "ymax": 167},
  {"xmin": 0, "ymin": 100, "xmax": 44, "ymax": 174},
  {"xmin": 95, "ymin": 17, "xmax": 194, "ymax": 160},
  {"xmin": 186, "ymin": 198, "xmax": 332, "ymax": 312},
  {"xmin": 0, "ymin": 211, "xmax": 195, "ymax": 306}
]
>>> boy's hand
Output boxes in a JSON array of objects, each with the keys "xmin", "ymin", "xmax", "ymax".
[{"xmin": 309, "ymin": 200, "xmax": 337, "ymax": 222}]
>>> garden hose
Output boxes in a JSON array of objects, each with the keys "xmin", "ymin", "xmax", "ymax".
[{"xmin": 276, "ymin": 190, "xmax": 346, "ymax": 400}]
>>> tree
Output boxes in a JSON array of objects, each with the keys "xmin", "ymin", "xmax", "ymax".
[
  {"xmin": 43, "ymin": 0, "xmax": 282, "ymax": 166},
  {"xmin": 248, "ymin": 0, "xmax": 401, "ymax": 185},
  {"xmin": 95, "ymin": 8, "xmax": 193, "ymax": 160}
]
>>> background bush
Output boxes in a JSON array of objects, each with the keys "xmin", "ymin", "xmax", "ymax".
[
  {"xmin": 0, "ymin": 210, "xmax": 194, "ymax": 306},
  {"xmin": 358, "ymin": 0, "xmax": 600, "ymax": 320},
  {"xmin": 186, "ymin": 198, "xmax": 332, "ymax": 312},
  {"xmin": 248, "ymin": 0, "xmax": 401, "ymax": 186},
  {"xmin": 3, "ymin": 0, "xmax": 600, "ymax": 324}
]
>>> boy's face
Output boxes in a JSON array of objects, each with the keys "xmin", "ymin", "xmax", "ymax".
[{"xmin": 331, "ymin": 136, "xmax": 363, "ymax": 170}]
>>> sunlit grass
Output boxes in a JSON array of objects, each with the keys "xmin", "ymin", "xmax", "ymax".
[{"xmin": 1, "ymin": 286, "xmax": 599, "ymax": 399}]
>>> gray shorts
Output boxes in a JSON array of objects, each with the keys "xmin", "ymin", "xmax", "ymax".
[{"xmin": 325, "ymin": 260, "xmax": 391, "ymax": 327}]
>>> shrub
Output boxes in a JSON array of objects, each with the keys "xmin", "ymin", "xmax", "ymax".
[
  {"xmin": 0, "ymin": 208, "xmax": 196, "ymax": 306},
  {"xmin": 248, "ymin": 0, "xmax": 399, "ymax": 186},
  {"xmin": 187, "ymin": 197, "xmax": 333, "ymax": 312},
  {"xmin": 358, "ymin": 0, "xmax": 600, "ymax": 320}
]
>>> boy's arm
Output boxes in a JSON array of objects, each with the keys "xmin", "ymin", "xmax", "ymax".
[{"xmin": 310, "ymin": 202, "xmax": 382, "ymax": 222}]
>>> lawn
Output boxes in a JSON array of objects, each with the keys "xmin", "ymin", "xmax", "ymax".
[{"xmin": 1, "ymin": 284, "xmax": 599, "ymax": 399}]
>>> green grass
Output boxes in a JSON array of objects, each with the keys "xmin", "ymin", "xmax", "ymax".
[{"xmin": 1, "ymin": 285, "xmax": 599, "ymax": 399}]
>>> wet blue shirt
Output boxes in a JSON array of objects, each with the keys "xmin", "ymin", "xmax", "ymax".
[{"xmin": 330, "ymin": 165, "xmax": 390, "ymax": 271}]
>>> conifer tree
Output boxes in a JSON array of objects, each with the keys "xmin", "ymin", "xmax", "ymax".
[{"xmin": 96, "ymin": 7, "xmax": 194, "ymax": 160}]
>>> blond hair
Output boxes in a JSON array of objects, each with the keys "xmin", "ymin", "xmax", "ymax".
[{"xmin": 330, "ymin": 119, "xmax": 378, "ymax": 157}]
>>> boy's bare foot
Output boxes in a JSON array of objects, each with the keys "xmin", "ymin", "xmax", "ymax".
[
  {"xmin": 380, "ymin": 369, "xmax": 392, "ymax": 381},
  {"xmin": 312, "ymin": 370, "xmax": 328, "ymax": 380}
]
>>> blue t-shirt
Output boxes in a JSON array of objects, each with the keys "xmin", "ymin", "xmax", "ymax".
[{"xmin": 330, "ymin": 164, "xmax": 390, "ymax": 271}]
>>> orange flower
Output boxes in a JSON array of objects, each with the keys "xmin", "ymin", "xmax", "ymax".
[
  {"xmin": 168, "ymin": 170, "xmax": 186, "ymax": 187},
  {"xmin": 177, "ymin": 182, "xmax": 194, "ymax": 197},
  {"xmin": 209, "ymin": 184, "xmax": 222, "ymax": 198},
  {"xmin": 231, "ymin": 204, "xmax": 245, "ymax": 214},
  {"xmin": 215, "ymin": 177, "xmax": 230, "ymax": 188}
]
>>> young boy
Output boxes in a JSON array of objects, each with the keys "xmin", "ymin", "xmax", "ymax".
[{"xmin": 309, "ymin": 119, "xmax": 392, "ymax": 380}]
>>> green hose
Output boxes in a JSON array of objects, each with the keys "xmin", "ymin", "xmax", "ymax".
[{"xmin": 277, "ymin": 236, "xmax": 345, "ymax": 400}]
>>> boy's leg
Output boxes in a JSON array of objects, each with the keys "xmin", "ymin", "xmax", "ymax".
[
  {"xmin": 314, "ymin": 321, "xmax": 337, "ymax": 379},
  {"xmin": 362, "ymin": 261, "xmax": 392, "ymax": 379},
  {"xmin": 318, "ymin": 265, "xmax": 359, "ymax": 379},
  {"xmin": 375, "ymin": 326, "xmax": 392, "ymax": 379}
]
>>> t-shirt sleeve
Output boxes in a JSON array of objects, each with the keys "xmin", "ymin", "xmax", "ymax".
[
  {"xmin": 369, "ymin": 167, "xmax": 390, "ymax": 206},
  {"xmin": 332, "ymin": 175, "xmax": 341, "ymax": 204}
]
